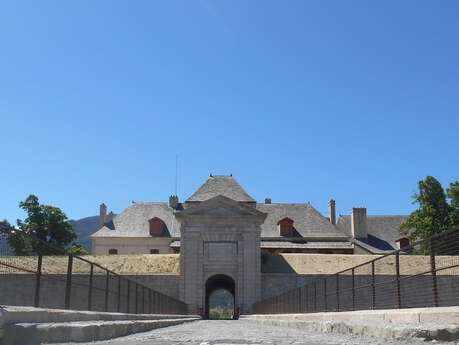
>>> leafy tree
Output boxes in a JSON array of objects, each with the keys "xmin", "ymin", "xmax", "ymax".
[
  {"xmin": 447, "ymin": 181, "xmax": 459, "ymax": 226},
  {"xmin": 1, "ymin": 220, "xmax": 33, "ymax": 255},
  {"xmin": 1, "ymin": 220, "xmax": 32, "ymax": 255},
  {"xmin": 8, "ymin": 195, "xmax": 78, "ymax": 255},
  {"xmin": 67, "ymin": 243, "xmax": 89, "ymax": 256},
  {"xmin": 401, "ymin": 176, "xmax": 459, "ymax": 243},
  {"xmin": 0, "ymin": 219, "xmax": 13, "ymax": 236}
]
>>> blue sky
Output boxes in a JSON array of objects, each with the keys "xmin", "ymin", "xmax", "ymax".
[{"xmin": 1, "ymin": 1, "xmax": 458, "ymax": 223}]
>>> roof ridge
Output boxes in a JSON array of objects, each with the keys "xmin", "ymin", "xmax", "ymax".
[
  {"xmin": 367, "ymin": 215, "xmax": 408, "ymax": 217},
  {"xmin": 186, "ymin": 175, "xmax": 255, "ymax": 202},
  {"xmin": 338, "ymin": 214, "xmax": 408, "ymax": 218},
  {"xmin": 257, "ymin": 202, "xmax": 309, "ymax": 206}
]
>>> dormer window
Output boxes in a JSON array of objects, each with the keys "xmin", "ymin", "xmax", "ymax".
[
  {"xmin": 278, "ymin": 217, "xmax": 294, "ymax": 237},
  {"xmin": 149, "ymin": 217, "xmax": 165, "ymax": 237},
  {"xmin": 395, "ymin": 237, "xmax": 411, "ymax": 251}
]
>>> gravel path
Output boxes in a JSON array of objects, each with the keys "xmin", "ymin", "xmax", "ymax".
[{"xmin": 53, "ymin": 319, "xmax": 451, "ymax": 345}]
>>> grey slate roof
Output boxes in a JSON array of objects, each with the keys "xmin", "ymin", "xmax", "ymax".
[
  {"xmin": 336, "ymin": 215, "xmax": 407, "ymax": 253},
  {"xmin": 256, "ymin": 203, "xmax": 349, "ymax": 239},
  {"xmin": 90, "ymin": 176, "xmax": 405, "ymax": 253},
  {"xmin": 91, "ymin": 202, "xmax": 180, "ymax": 238},
  {"xmin": 91, "ymin": 201, "xmax": 349, "ymax": 241},
  {"xmin": 186, "ymin": 176, "xmax": 256, "ymax": 203}
]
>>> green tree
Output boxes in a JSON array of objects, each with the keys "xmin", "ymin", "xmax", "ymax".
[
  {"xmin": 401, "ymin": 176, "xmax": 459, "ymax": 242},
  {"xmin": 0, "ymin": 220, "xmax": 33, "ymax": 255},
  {"xmin": 9, "ymin": 195, "xmax": 77, "ymax": 255},
  {"xmin": 67, "ymin": 243, "xmax": 89, "ymax": 256},
  {"xmin": 447, "ymin": 181, "xmax": 459, "ymax": 226},
  {"xmin": 0, "ymin": 219, "xmax": 14, "ymax": 235}
]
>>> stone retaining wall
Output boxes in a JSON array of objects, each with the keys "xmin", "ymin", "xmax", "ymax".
[
  {"xmin": 0, "ymin": 274, "xmax": 180, "ymax": 312},
  {"xmin": 2, "ymin": 253, "xmax": 453, "ymax": 275},
  {"xmin": 2, "ymin": 272, "xmax": 458, "ymax": 311},
  {"xmin": 1, "ymin": 253, "xmax": 458, "ymax": 312}
]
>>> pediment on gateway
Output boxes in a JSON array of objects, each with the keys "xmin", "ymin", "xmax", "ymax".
[
  {"xmin": 176, "ymin": 195, "xmax": 266, "ymax": 218},
  {"xmin": 204, "ymin": 206, "xmax": 245, "ymax": 217}
]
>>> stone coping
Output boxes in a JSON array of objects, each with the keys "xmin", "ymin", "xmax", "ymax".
[
  {"xmin": 243, "ymin": 306, "xmax": 459, "ymax": 325},
  {"xmin": 242, "ymin": 307, "xmax": 459, "ymax": 341},
  {"xmin": 0, "ymin": 305, "xmax": 198, "ymax": 326}
]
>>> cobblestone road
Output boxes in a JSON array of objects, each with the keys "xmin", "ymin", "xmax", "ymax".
[{"xmin": 56, "ymin": 320, "xmax": 452, "ymax": 345}]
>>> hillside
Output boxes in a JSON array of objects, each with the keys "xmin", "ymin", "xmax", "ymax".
[{"xmin": 70, "ymin": 215, "xmax": 99, "ymax": 251}]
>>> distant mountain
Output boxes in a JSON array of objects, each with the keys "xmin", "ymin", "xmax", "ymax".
[{"xmin": 70, "ymin": 216, "xmax": 100, "ymax": 251}]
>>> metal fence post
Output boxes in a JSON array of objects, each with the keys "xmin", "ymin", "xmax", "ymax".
[
  {"xmin": 65, "ymin": 255, "xmax": 73, "ymax": 309},
  {"xmin": 88, "ymin": 263, "xmax": 93, "ymax": 311},
  {"xmin": 142, "ymin": 286, "xmax": 145, "ymax": 314},
  {"xmin": 34, "ymin": 254, "xmax": 42, "ymax": 307},
  {"xmin": 278, "ymin": 294, "xmax": 281, "ymax": 314},
  {"xmin": 135, "ymin": 284, "xmax": 138, "ymax": 314},
  {"xmin": 395, "ymin": 252, "xmax": 401, "ymax": 308},
  {"xmin": 351, "ymin": 268, "xmax": 355, "ymax": 311},
  {"xmin": 127, "ymin": 280, "xmax": 131, "ymax": 313},
  {"xmin": 149, "ymin": 289, "xmax": 152, "ymax": 314},
  {"xmin": 336, "ymin": 273, "xmax": 340, "ymax": 312},
  {"xmin": 429, "ymin": 239, "xmax": 439, "ymax": 307},
  {"xmin": 293, "ymin": 290, "xmax": 296, "ymax": 313},
  {"xmin": 299, "ymin": 286, "xmax": 303, "ymax": 312},
  {"xmin": 104, "ymin": 271, "xmax": 110, "ymax": 312},
  {"xmin": 305, "ymin": 285, "xmax": 309, "ymax": 312},
  {"xmin": 313, "ymin": 282, "xmax": 317, "ymax": 312},
  {"xmin": 371, "ymin": 261, "xmax": 376, "ymax": 310},
  {"xmin": 159, "ymin": 293, "xmax": 162, "ymax": 314},
  {"xmin": 117, "ymin": 276, "xmax": 121, "ymax": 313},
  {"xmin": 324, "ymin": 278, "xmax": 327, "ymax": 312}
]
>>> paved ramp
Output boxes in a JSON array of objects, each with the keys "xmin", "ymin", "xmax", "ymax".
[{"xmin": 50, "ymin": 320, "xmax": 454, "ymax": 345}]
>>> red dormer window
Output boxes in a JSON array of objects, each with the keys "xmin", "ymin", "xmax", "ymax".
[
  {"xmin": 278, "ymin": 217, "xmax": 294, "ymax": 237},
  {"xmin": 396, "ymin": 237, "xmax": 411, "ymax": 251},
  {"xmin": 149, "ymin": 217, "xmax": 165, "ymax": 237}
]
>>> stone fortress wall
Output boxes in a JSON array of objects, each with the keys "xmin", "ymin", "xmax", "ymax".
[{"xmin": 3, "ymin": 253, "xmax": 443, "ymax": 275}]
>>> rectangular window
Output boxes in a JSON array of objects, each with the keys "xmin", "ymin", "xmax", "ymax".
[
  {"xmin": 108, "ymin": 249, "xmax": 118, "ymax": 255},
  {"xmin": 150, "ymin": 249, "xmax": 159, "ymax": 254}
]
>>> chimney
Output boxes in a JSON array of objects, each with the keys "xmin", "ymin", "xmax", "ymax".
[
  {"xmin": 328, "ymin": 199, "xmax": 336, "ymax": 225},
  {"xmin": 99, "ymin": 203, "xmax": 107, "ymax": 228},
  {"xmin": 265, "ymin": 197, "xmax": 272, "ymax": 204},
  {"xmin": 169, "ymin": 195, "xmax": 179, "ymax": 209},
  {"xmin": 351, "ymin": 207, "xmax": 367, "ymax": 239}
]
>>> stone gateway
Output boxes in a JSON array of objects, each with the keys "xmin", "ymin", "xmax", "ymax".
[{"xmin": 176, "ymin": 195, "xmax": 266, "ymax": 315}]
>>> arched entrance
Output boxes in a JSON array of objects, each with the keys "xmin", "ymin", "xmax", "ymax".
[{"xmin": 205, "ymin": 274, "xmax": 236, "ymax": 319}]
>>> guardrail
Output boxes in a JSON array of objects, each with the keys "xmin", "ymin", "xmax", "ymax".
[
  {"xmin": 0, "ymin": 229, "xmax": 188, "ymax": 315},
  {"xmin": 254, "ymin": 228, "xmax": 459, "ymax": 314}
]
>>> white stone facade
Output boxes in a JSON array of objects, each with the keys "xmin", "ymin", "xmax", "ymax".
[{"xmin": 91, "ymin": 237, "xmax": 174, "ymax": 255}]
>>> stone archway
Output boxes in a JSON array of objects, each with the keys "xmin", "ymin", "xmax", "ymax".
[
  {"xmin": 176, "ymin": 195, "xmax": 266, "ymax": 315},
  {"xmin": 205, "ymin": 274, "xmax": 236, "ymax": 319}
]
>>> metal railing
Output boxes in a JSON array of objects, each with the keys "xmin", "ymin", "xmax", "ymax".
[
  {"xmin": 0, "ymin": 229, "xmax": 188, "ymax": 314},
  {"xmin": 254, "ymin": 228, "xmax": 459, "ymax": 314}
]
